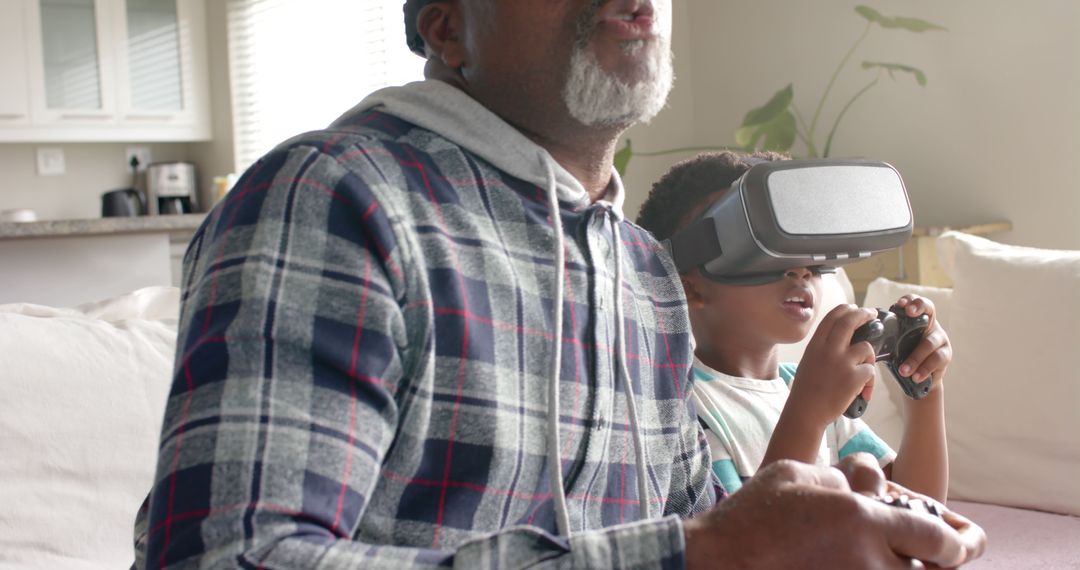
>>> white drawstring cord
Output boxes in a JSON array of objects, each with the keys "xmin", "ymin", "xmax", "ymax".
[
  {"xmin": 542, "ymin": 159, "xmax": 651, "ymax": 536},
  {"xmin": 542, "ymin": 158, "xmax": 573, "ymax": 539},
  {"xmin": 611, "ymin": 220, "xmax": 652, "ymax": 520}
]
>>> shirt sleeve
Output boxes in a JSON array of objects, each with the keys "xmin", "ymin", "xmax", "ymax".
[
  {"xmin": 703, "ymin": 429, "xmax": 743, "ymax": 494},
  {"xmin": 135, "ymin": 142, "xmax": 697, "ymax": 570},
  {"xmin": 691, "ymin": 376, "xmax": 743, "ymax": 495},
  {"xmin": 783, "ymin": 363, "xmax": 896, "ymax": 467},
  {"xmin": 833, "ymin": 415, "xmax": 897, "ymax": 467}
]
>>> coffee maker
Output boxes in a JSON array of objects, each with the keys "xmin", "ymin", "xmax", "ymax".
[{"xmin": 146, "ymin": 162, "xmax": 198, "ymax": 215}]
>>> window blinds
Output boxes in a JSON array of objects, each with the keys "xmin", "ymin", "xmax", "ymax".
[{"xmin": 227, "ymin": 0, "xmax": 425, "ymax": 173}]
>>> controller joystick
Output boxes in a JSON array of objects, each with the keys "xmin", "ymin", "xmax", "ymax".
[{"xmin": 843, "ymin": 304, "xmax": 932, "ymax": 419}]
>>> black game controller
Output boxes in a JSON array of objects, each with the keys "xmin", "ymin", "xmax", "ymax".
[
  {"xmin": 843, "ymin": 304, "xmax": 932, "ymax": 419},
  {"xmin": 874, "ymin": 493, "xmax": 945, "ymax": 519}
]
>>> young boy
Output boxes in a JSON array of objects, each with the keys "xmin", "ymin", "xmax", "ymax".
[{"xmin": 637, "ymin": 151, "xmax": 950, "ymax": 502}]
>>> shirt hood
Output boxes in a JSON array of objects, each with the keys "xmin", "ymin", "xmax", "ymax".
[{"xmin": 336, "ymin": 79, "xmax": 626, "ymax": 215}]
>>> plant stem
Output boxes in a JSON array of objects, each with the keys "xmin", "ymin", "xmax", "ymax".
[
  {"xmin": 809, "ymin": 21, "xmax": 873, "ymax": 148},
  {"xmin": 823, "ymin": 75, "xmax": 880, "ymax": 158},
  {"xmin": 793, "ymin": 106, "xmax": 818, "ymax": 157}
]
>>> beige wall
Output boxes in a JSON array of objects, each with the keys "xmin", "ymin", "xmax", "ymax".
[
  {"xmin": 623, "ymin": 0, "xmax": 1080, "ymax": 250},
  {"xmin": 0, "ymin": 142, "xmax": 191, "ymax": 220}
]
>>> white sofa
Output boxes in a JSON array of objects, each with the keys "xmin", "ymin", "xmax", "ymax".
[
  {"xmin": 800, "ymin": 231, "xmax": 1080, "ymax": 569},
  {"xmin": 1, "ymin": 231, "xmax": 1078, "ymax": 569}
]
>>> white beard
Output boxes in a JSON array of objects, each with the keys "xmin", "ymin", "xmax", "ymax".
[{"xmin": 561, "ymin": 38, "xmax": 674, "ymax": 128}]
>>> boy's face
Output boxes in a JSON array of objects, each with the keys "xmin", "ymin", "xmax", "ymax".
[
  {"xmin": 690, "ymin": 267, "xmax": 824, "ymax": 347},
  {"xmin": 681, "ymin": 190, "xmax": 825, "ymax": 351}
]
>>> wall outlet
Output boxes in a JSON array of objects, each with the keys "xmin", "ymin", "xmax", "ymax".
[
  {"xmin": 36, "ymin": 147, "xmax": 66, "ymax": 176},
  {"xmin": 125, "ymin": 146, "xmax": 152, "ymax": 173}
]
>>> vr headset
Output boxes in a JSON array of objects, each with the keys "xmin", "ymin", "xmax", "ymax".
[{"xmin": 665, "ymin": 158, "xmax": 913, "ymax": 285}]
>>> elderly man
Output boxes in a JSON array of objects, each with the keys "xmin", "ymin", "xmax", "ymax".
[{"xmin": 134, "ymin": 1, "xmax": 985, "ymax": 568}]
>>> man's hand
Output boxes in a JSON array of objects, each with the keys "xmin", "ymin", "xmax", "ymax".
[{"xmin": 684, "ymin": 454, "xmax": 986, "ymax": 569}]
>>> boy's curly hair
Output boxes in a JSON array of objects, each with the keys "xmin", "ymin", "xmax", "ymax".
[{"xmin": 636, "ymin": 150, "xmax": 788, "ymax": 241}]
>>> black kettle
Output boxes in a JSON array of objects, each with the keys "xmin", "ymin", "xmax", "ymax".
[{"xmin": 101, "ymin": 188, "xmax": 145, "ymax": 217}]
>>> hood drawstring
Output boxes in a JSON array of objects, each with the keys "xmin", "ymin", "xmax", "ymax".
[
  {"xmin": 543, "ymin": 158, "xmax": 573, "ymax": 539},
  {"xmin": 542, "ymin": 157, "xmax": 651, "ymax": 539}
]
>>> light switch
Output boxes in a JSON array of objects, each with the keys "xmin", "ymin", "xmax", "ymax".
[{"xmin": 36, "ymin": 147, "xmax": 66, "ymax": 176}]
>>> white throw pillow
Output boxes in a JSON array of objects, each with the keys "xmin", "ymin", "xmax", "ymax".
[
  {"xmin": 861, "ymin": 278, "xmax": 954, "ymax": 452},
  {"xmin": 0, "ymin": 287, "xmax": 179, "ymax": 570},
  {"xmin": 935, "ymin": 231, "xmax": 1080, "ymax": 516}
]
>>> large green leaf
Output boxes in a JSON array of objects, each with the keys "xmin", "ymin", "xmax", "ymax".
[
  {"xmin": 736, "ymin": 109, "xmax": 797, "ymax": 152},
  {"xmin": 855, "ymin": 5, "xmax": 884, "ymax": 24},
  {"xmin": 739, "ymin": 84, "xmax": 794, "ymax": 128},
  {"xmin": 855, "ymin": 5, "xmax": 946, "ymax": 33},
  {"xmin": 614, "ymin": 139, "xmax": 633, "ymax": 175},
  {"xmin": 863, "ymin": 61, "xmax": 928, "ymax": 86}
]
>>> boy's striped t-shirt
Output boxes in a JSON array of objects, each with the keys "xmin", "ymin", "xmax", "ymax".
[{"xmin": 691, "ymin": 360, "xmax": 895, "ymax": 493}]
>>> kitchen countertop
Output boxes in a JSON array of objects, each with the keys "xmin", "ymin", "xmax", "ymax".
[{"xmin": 0, "ymin": 214, "xmax": 207, "ymax": 241}]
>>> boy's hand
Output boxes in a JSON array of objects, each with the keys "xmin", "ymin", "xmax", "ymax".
[
  {"xmin": 787, "ymin": 304, "xmax": 880, "ymax": 428},
  {"xmin": 893, "ymin": 295, "xmax": 952, "ymax": 392}
]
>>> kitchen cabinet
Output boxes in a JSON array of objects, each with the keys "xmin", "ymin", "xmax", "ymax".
[
  {"xmin": 0, "ymin": 0, "xmax": 210, "ymax": 142},
  {"xmin": 0, "ymin": 0, "xmax": 32, "ymax": 126}
]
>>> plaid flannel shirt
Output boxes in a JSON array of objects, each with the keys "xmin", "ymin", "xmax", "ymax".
[{"xmin": 135, "ymin": 108, "xmax": 716, "ymax": 569}]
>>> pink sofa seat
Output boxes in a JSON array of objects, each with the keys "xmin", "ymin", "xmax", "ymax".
[{"xmin": 950, "ymin": 500, "xmax": 1080, "ymax": 569}]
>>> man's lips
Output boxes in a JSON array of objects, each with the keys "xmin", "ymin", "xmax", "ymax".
[
  {"xmin": 594, "ymin": 1, "xmax": 658, "ymax": 41},
  {"xmin": 596, "ymin": 14, "xmax": 656, "ymax": 40}
]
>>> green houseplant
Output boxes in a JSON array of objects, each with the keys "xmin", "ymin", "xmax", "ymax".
[{"xmin": 614, "ymin": 5, "xmax": 946, "ymax": 174}]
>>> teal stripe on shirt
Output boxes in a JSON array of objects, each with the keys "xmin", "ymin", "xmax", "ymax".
[
  {"xmin": 839, "ymin": 428, "xmax": 892, "ymax": 461},
  {"xmin": 693, "ymin": 368, "xmax": 715, "ymax": 382},
  {"xmin": 711, "ymin": 459, "xmax": 743, "ymax": 494}
]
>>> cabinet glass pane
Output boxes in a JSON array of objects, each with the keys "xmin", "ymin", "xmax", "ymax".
[
  {"xmin": 40, "ymin": 0, "xmax": 102, "ymax": 110},
  {"xmin": 126, "ymin": 0, "xmax": 183, "ymax": 111}
]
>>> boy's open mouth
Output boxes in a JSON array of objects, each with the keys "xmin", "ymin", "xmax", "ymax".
[{"xmin": 782, "ymin": 290, "xmax": 813, "ymax": 309}]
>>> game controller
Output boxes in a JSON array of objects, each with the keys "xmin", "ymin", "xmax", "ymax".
[
  {"xmin": 843, "ymin": 304, "xmax": 932, "ymax": 419},
  {"xmin": 874, "ymin": 493, "xmax": 945, "ymax": 519}
]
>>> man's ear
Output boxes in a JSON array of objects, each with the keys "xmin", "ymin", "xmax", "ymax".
[
  {"xmin": 417, "ymin": 1, "xmax": 465, "ymax": 69},
  {"xmin": 681, "ymin": 272, "xmax": 707, "ymax": 310}
]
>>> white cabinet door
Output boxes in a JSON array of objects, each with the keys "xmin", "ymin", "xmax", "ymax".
[
  {"xmin": 113, "ymin": 0, "xmax": 210, "ymax": 134},
  {"xmin": 0, "ymin": 0, "xmax": 32, "ymax": 125},
  {"xmin": 26, "ymin": 0, "xmax": 118, "ymax": 125},
  {"xmin": 3, "ymin": 0, "xmax": 209, "ymax": 142}
]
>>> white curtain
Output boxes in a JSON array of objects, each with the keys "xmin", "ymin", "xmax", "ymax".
[{"xmin": 227, "ymin": 0, "xmax": 425, "ymax": 173}]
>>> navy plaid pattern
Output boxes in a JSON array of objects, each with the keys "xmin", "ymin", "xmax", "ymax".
[{"xmin": 135, "ymin": 109, "xmax": 716, "ymax": 569}]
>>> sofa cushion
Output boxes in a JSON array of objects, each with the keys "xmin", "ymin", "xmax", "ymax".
[
  {"xmin": 860, "ymin": 277, "xmax": 954, "ymax": 452},
  {"xmin": 936, "ymin": 231, "xmax": 1080, "ymax": 517},
  {"xmin": 947, "ymin": 500, "xmax": 1080, "ymax": 569},
  {"xmin": 0, "ymin": 287, "xmax": 179, "ymax": 570}
]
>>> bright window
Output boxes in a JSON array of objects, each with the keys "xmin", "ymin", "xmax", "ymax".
[{"xmin": 227, "ymin": 0, "xmax": 425, "ymax": 173}]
